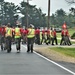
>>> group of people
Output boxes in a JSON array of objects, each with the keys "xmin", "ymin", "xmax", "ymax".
[
  {"xmin": 34, "ymin": 23, "xmax": 72, "ymax": 46},
  {"xmin": 0, "ymin": 23, "xmax": 35, "ymax": 53},
  {"xmin": 0, "ymin": 23, "xmax": 21, "ymax": 53},
  {"xmin": 0, "ymin": 22, "xmax": 72, "ymax": 53}
]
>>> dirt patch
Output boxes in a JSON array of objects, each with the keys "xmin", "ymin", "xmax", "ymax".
[{"xmin": 34, "ymin": 46, "xmax": 75, "ymax": 64}]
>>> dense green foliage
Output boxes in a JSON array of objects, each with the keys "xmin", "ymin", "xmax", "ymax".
[
  {"xmin": 0, "ymin": 1, "xmax": 47, "ymax": 27},
  {"xmin": 20, "ymin": 1, "xmax": 47, "ymax": 27},
  {"xmin": 0, "ymin": 0, "xmax": 75, "ymax": 28},
  {"xmin": 50, "ymin": 9, "xmax": 75, "ymax": 28},
  {"xmin": 71, "ymin": 33, "xmax": 75, "ymax": 39}
]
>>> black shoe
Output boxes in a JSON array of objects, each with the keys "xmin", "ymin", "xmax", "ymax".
[
  {"xmin": 7, "ymin": 50, "xmax": 11, "ymax": 53},
  {"xmin": 46, "ymin": 43, "xmax": 48, "ymax": 45},
  {"xmin": 31, "ymin": 50, "xmax": 33, "ymax": 53},
  {"xmin": 17, "ymin": 50, "xmax": 20, "ymax": 53},
  {"xmin": 27, "ymin": 50, "xmax": 30, "ymax": 53},
  {"xmin": 52, "ymin": 44, "xmax": 54, "ymax": 45}
]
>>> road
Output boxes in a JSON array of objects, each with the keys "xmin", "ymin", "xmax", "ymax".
[{"xmin": 0, "ymin": 44, "xmax": 75, "ymax": 75}]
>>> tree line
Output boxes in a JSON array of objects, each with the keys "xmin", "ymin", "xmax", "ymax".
[{"xmin": 0, "ymin": 0, "xmax": 75, "ymax": 28}]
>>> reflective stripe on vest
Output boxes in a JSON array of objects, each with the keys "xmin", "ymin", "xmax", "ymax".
[
  {"xmin": 6, "ymin": 28, "xmax": 12, "ymax": 37},
  {"xmin": 15, "ymin": 28, "xmax": 21, "ymax": 38},
  {"xmin": 27, "ymin": 28, "xmax": 35, "ymax": 38},
  {"xmin": 51, "ymin": 31, "xmax": 54, "ymax": 37}
]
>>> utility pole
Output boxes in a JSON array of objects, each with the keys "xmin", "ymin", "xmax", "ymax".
[
  {"xmin": 48, "ymin": 0, "xmax": 50, "ymax": 29},
  {"xmin": 26, "ymin": 0, "xmax": 29, "ymax": 27},
  {"xmin": 23, "ymin": 0, "xmax": 29, "ymax": 27}
]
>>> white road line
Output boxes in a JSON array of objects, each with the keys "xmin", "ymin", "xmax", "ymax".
[{"xmin": 22, "ymin": 45, "xmax": 75, "ymax": 75}]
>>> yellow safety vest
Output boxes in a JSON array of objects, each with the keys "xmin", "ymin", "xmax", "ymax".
[
  {"xmin": 51, "ymin": 30, "xmax": 54, "ymax": 38},
  {"xmin": 27, "ymin": 28, "xmax": 35, "ymax": 38},
  {"xmin": 5, "ymin": 28, "xmax": 12, "ymax": 37},
  {"xmin": 15, "ymin": 27, "xmax": 21, "ymax": 38}
]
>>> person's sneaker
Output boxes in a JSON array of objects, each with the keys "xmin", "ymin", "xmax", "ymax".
[
  {"xmin": 46, "ymin": 43, "xmax": 48, "ymax": 45},
  {"xmin": 17, "ymin": 50, "xmax": 20, "ymax": 53},
  {"xmin": 52, "ymin": 44, "xmax": 54, "ymax": 45},
  {"xmin": 31, "ymin": 51, "xmax": 33, "ymax": 53},
  {"xmin": 27, "ymin": 50, "xmax": 30, "ymax": 53}
]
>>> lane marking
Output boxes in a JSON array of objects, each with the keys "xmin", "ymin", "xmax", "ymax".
[{"xmin": 22, "ymin": 45, "xmax": 75, "ymax": 75}]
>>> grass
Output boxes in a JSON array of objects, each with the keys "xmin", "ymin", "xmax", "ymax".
[
  {"xmin": 68, "ymin": 28, "xmax": 75, "ymax": 36},
  {"xmin": 49, "ymin": 47, "xmax": 75, "ymax": 57}
]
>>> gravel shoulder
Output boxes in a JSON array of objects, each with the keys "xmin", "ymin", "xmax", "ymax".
[{"xmin": 34, "ymin": 45, "xmax": 75, "ymax": 64}]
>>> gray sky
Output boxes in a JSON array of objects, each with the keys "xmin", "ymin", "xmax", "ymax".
[{"xmin": 5, "ymin": 0, "xmax": 73, "ymax": 15}]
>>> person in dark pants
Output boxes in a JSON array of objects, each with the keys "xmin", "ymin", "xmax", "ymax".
[
  {"xmin": 6, "ymin": 36, "xmax": 12, "ymax": 52},
  {"xmin": 60, "ymin": 29, "xmax": 65, "ymax": 45},
  {"xmin": 35, "ymin": 27, "xmax": 40, "ymax": 45},
  {"xmin": 5, "ymin": 23, "xmax": 12, "ymax": 53},
  {"xmin": 14, "ymin": 24, "xmax": 21, "ymax": 53},
  {"xmin": 51, "ymin": 28, "xmax": 58, "ymax": 45},
  {"xmin": 0, "ymin": 25, "xmax": 6, "ymax": 51},
  {"xmin": 45, "ymin": 28, "xmax": 51, "ymax": 45},
  {"xmin": 63, "ymin": 29, "xmax": 72, "ymax": 45},
  {"xmin": 60, "ymin": 22, "xmax": 72, "ymax": 45},
  {"xmin": 26, "ymin": 24, "xmax": 35, "ymax": 53},
  {"xmin": 41, "ymin": 27, "xmax": 46, "ymax": 44},
  {"xmin": 22, "ymin": 28, "xmax": 27, "ymax": 44}
]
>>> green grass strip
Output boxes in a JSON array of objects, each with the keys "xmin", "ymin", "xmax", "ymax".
[{"xmin": 49, "ymin": 47, "xmax": 75, "ymax": 57}]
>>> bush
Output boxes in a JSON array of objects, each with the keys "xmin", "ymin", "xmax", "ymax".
[{"xmin": 71, "ymin": 33, "xmax": 75, "ymax": 39}]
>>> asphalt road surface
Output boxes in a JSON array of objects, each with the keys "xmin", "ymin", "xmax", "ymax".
[{"xmin": 0, "ymin": 44, "xmax": 75, "ymax": 75}]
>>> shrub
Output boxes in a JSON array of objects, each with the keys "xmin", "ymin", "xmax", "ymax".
[{"xmin": 71, "ymin": 33, "xmax": 75, "ymax": 39}]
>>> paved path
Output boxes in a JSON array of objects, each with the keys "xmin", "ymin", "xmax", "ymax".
[{"xmin": 0, "ymin": 44, "xmax": 75, "ymax": 75}]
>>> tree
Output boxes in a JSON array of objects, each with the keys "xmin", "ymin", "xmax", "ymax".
[
  {"xmin": 55, "ymin": 9, "xmax": 66, "ymax": 17},
  {"xmin": 50, "ymin": 9, "xmax": 67, "ymax": 27},
  {"xmin": 50, "ymin": 14, "xmax": 57, "ymax": 27},
  {"xmin": 3, "ymin": 2, "xmax": 19, "ymax": 25},
  {"xmin": 0, "ymin": 0, "xmax": 4, "ymax": 2},
  {"xmin": 65, "ymin": 0, "xmax": 75, "ymax": 27},
  {"xmin": 20, "ymin": 1, "xmax": 47, "ymax": 27},
  {"xmin": 0, "ymin": 0, "xmax": 4, "ymax": 24}
]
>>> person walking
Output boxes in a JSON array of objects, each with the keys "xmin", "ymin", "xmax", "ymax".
[
  {"xmin": 45, "ymin": 28, "xmax": 51, "ymax": 45},
  {"xmin": 22, "ymin": 28, "xmax": 27, "ymax": 44},
  {"xmin": 60, "ymin": 23, "xmax": 67, "ymax": 45},
  {"xmin": 26, "ymin": 24, "xmax": 35, "ymax": 53},
  {"xmin": 64, "ymin": 29, "xmax": 72, "ymax": 45},
  {"xmin": 14, "ymin": 24, "xmax": 21, "ymax": 53},
  {"xmin": 35, "ymin": 27, "xmax": 40, "ymax": 45},
  {"xmin": 60, "ymin": 22, "xmax": 72, "ymax": 45},
  {"xmin": 41, "ymin": 27, "xmax": 46, "ymax": 44},
  {"xmin": 0, "ymin": 25, "xmax": 6, "ymax": 51},
  {"xmin": 51, "ymin": 28, "xmax": 58, "ymax": 45},
  {"xmin": 5, "ymin": 23, "xmax": 12, "ymax": 53}
]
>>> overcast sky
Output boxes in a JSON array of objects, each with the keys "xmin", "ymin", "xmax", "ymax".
[{"xmin": 5, "ymin": 0, "xmax": 73, "ymax": 15}]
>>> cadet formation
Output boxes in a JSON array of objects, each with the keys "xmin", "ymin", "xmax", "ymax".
[{"xmin": 0, "ymin": 22, "xmax": 72, "ymax": 53}]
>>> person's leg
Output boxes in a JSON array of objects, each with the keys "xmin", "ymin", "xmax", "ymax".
[
  {"xmin": 17, "ymin": 38, "xmax": 21, "ymax": 53},
  {"xmin": 8, "ymin": 36, "xmax": 12, "ymax": 52},
  {"xmin": 27, "ymin": 38, "xmax": 31, "ymax": 52},
  {"xmin": 31, "ymin": 37, "xmax": 35, "ymax": 53},
  {"xmin": 55, "ymin": 37, "xmax": 58, "ymax": 45},
  {"xmin": 1, "ymin": 36, "xmax": 4, "ymax": 50},
  {"xmin": 67, "ymin": 36, "xmax": 72, "ymax": 45},
  {"xmin": 52, "ymin": 37, "xmax": 54, "ymax": 45}
]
